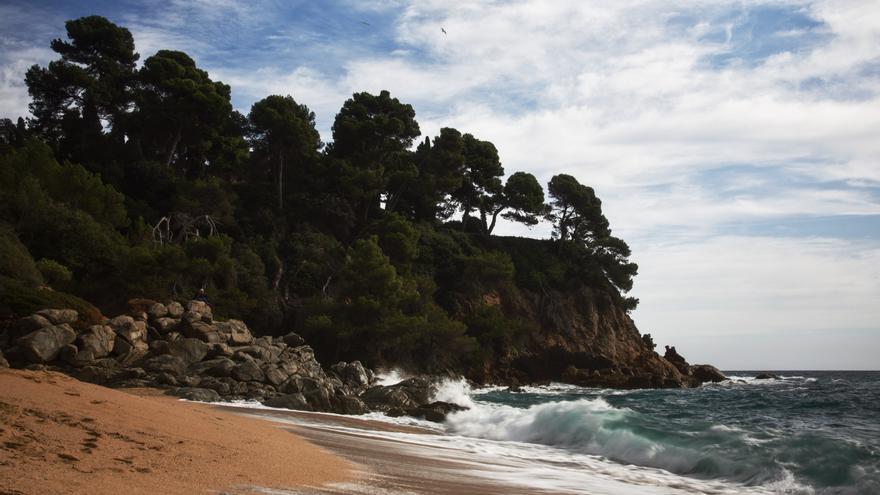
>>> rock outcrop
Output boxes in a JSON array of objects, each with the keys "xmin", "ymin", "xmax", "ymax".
[
  {"xmin": 0, "ymin": 301, "xmax": 466, "ymax": 421},
  {"xmin": 468, "ymin": 287, "xmax": 724, "ymax": 388}
]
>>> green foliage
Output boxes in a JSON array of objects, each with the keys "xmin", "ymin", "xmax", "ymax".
[
  {"xmin": 0, "ymin": 275, "xmax": 103, "ymax": 329},
  {"xmin": 0, "ymin": 224, "xmax": 43, "ymax": 286},
  {"xmin": 36, "ymin": 258, "xmax": 73, "ymax": 286},
  {"xmin": 464, "ymin": 304, "xmax": 532, "ymax": 358}
]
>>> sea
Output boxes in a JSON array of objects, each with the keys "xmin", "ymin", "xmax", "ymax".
[{"xmin": 231, "ymin": 371, "xmax": 880, "ymax": 494}]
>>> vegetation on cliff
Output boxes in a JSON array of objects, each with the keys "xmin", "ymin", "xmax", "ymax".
[{"xmin": 1, "ymin": 16, "xmax": 641, "ymax": 376}]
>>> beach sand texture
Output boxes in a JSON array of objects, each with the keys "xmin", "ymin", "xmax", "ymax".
[{"xmin": 0, "ymin": 369, "xmax": 356, "ymax": 494}]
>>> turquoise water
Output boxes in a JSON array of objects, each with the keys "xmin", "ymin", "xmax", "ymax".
[{"xmin": 444, "ymin": 372, "xmax": 879, "ymax": 494}]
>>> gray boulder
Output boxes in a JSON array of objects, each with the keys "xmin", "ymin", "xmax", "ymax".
[
  {"xmin": 331, "ymin": 361, "xmax": 371, "ymax": 390},
  {"xmin": 167, "ymin": 387, "xmax": 221, "ymax": 402},
  {"xmin": 60, "ymin": 344, "xmax": 95, "ymax": 367},
  {"xmin": 166, "ymin": 301, "xmax": 184, "ymax": 318},
  {"xmin": 16, "ymin": 324, "xmax": 76, "ymax": 363},
  {"xmin": 182, "ymin": 320, "xmax": 222, "ymax": 343},
  {"xmin": 335, "ymin": 396, "xmax": 370, "ymax": 415},
  {"xmin": 109, "ymin": 316, "xmax": 148, "ymax": 355},
  {"xmin": 0, "ymin": 349, "xmax": 9, "ymax": 369},
  {"xmin": 147, "ymin": 302, "xmax": 168, "ymax": 320},
  {"xmin": 281, "ymin": 332, "xmax": 305, "ymax": 347},
  {"xmin": 189, "ymin": 357, "xmax": 236, "ymax": 377},
  {"xmin": 162, "ymin": 338, "xmax": 208, "ymax": 365},
  {"xmin": 35, "ymin": 308, "xmax": 78, "ymax": 325},
  {"xmin": 153, "ymin": 317, "xmax": 179, "ymax": 334},
  {"xmin": 232, "ymin": 359, "xmax": 265, "ymax": 382},
  {"xmin": 143, "ymin": 354, "xmax": 188, "ymax": 377},
  {"xmin": 407, "ymin": 401, "xmax": 468, "ymax": 423},
  {"xmin": 15, "ymin": 314, "xmax": 52, "ymax": 334},
  {"xmin": 206, "ymin": 343, "xmax": 234, "ymax": 358},
  {"xmin": 262, "ymin": 365, "xmax": 288, "ymax": 386},
  {"xmin": 213, "ymin": 319, "xmax": 253, "ymax": 345},
  {"xmin": 77, "ymin": 325, "xmax": 116, "ymax": 358},
  {"xmin": 690, "ymin": 364, "xmax": 727, "ymax": 383},
  {"xmin": 185, "ymin": 301, "xmax": 213, "ymax": 321}
]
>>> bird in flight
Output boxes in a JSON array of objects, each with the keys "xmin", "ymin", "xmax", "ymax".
[
  {"xmin": 361, "ymin": 20, "xmax": 371, "ymax": 26},
  {"xmin": 441, "ymin": 27, "xmax": 447, "ymax": 35}
]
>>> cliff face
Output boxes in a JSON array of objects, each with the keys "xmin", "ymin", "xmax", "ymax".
[{"xmin": 469, "ymin": 286, "xmax": 699, "ymax": 388}]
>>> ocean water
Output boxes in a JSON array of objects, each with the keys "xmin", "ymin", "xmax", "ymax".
[
  {"xmin": 230, "ymin": 371, "xmax": 880, "ymax": 494},
  {"xmin": 433, "ymin": 371, "xmax": 880, "ymax": 494}
]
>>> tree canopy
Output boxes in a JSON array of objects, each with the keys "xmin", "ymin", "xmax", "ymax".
[{"xmin": 3, "ymin": 15, "xmax": 643, "ymax": 374}]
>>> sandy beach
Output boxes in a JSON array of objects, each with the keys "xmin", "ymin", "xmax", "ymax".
[{"xmin": 0, "ymin": 369, "xmax": 356, "ymax": 495}]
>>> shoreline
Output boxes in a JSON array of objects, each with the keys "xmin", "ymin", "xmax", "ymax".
[{"xmin": 0, "ymin": 369, "xmax": 357, "ymax": 494}]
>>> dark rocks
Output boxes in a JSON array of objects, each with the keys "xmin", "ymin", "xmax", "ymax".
[
  {"xmin": 167, "ymin": 387, "xmax": 221, "ymax": 402},
  {"xmin": 213, "ymin": 320, "xmax": 253, "ymax": 346},
  {"xmin": 152, "ymin": 317, "xmax": 179, "ymax": 334},
  {"xmin": 331, "ymin": 361, "xmax": 371, "ymax": 391},
  {"xmin": 77, "ymin": 325, "xmax": 116, "ymax": 358},
  {"xmin": 0, "ymin": 349, "xmax": 8, "ymax": 368},
  {"xmin": 15, "ymin": 314, "xmax": 52, "ymax": 335},
  {"xmin": 185, "ymin": 300, "xmax": 213, "ymax": 322},
  {"xmin": 35, "ymin": 308, "xmax": 78, "ymax": 325},
  {"xmin": 281, "ymin": 332, "xmax": 305, "ymax": 347},
  {"xmin": 147, "ymin": 302, "xmax": 168, "ymax": 320},
  {"xmin": 16, "ymin": 324, "xmax": 76, "ymax": 363},
  {"xmin": 335, "ymin": 396, "xmax": 369, "ymax": 415},
  {"xmin": 109, "ymin": 316, "xmax": 148, "ymax": 354},
  {"xmin": 361, "ymin": 385, "xmax": 419, "ymax": 411},
  {"xmin": 755, "ymin": 373, "xmax": 781, "ymax": 380},
  {"xmin": 264, "ymin": 393, "xmax": 311, "ymax": 411},
  {"xmin": 232, "ymin": 359, "xmax": 265, "ymax": 382},
  {"xmin": 691, "ymin": 364, "xmax": 727, "ymax": 383},
  {"xmin": 407, "ymin": 401, "xmax": 468, "ymax": 423},
  {"xmin": 181, "ymin": 320, "xmax": 221, "ymax": 343},
  {"xmin": 143, "ymin": 354, "xmax": 188, "ymax": 377},
  {"xmin": 166, "ymin": 301, "xmax": 184, "ymax": 318},
  {"xmin": 189, "ymin": 357, "xmax": 236, "ymax": 377},
  {"xmin": 161, "ymin": 338, "xmax": 209, "ymax": 365}
]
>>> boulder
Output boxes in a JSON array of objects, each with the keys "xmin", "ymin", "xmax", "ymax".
[
  {"xmin": 335, "ymin": 396, "xmax": 370, "ymax": 415},
  {"xmin": 0, "ymin": 350, "xmax": 9, "ymax": 369},
  {"xmin": 77, "ymin": 325, "xmax": 116, "ymax": 358},
  {"xmin": 167, "ymin": 387, "xmax": 221, "ymax": 403},
  {"xmin": 264, "ymin": 393, "xmax": 311, "ymax": 411},
  {"xmin": 213, "ymin": 319, "xmax": 253, "ymax": 345},
  {"xmin": 407, "ymin": 401, "xmax": 468, "ymax": 423},
  {"xmin": 690, "ymin": 364, "xmax": 727, "ymax": 383},
  {"xmin": 147, "ymin": 302, "xmax": 168, "ymax": 320},
  {"xmin": 262, "ymin": 365, "xmax": 288, "ymax": 386},
  {"xmin": 331, "ymin": 361, "xmax": 371, "ymax": 390},
  {"xmin": 232, "ymin": 360, "xmax": 265, "ymax": 382},
  {"xmin": 60, "ymin": 344, "xmax": 95, "ymax": 367},
  {"xmin": 185, "ymin": 301, "xmax": 213, "ymax": 322},
  {"xmin": 755, "ymin": 373, "xmax": 781, "ymax": 380},
  {"xmin": 206, "ymin": 343, "xmax": 234, "ymax": 358},
  {"xmin": 132, "ymin": 311, "xmax": 148, "ymax": 322},
  {"xmin": 15, "ymin": 314, "xmax": 52, "ymax": 334},
  {"xmin": 162, "ymin": 338, "xmax": 208, "ymax": 365},
  {"xmin": 16, "ymin": 324, "xmax": 76, "ymax": 363},
  {"xmin": 143, "ymin": 354, "xmax": 188, "ymax": 377},
  {"xmin": 109, "ymin": 316, "xmax": 148, "ymax": 355},
  {"xmin": 166, "ymin": 301, "xmax": 184, "ymax": 318},
  {"xmin": 189, "ymin": 357, "xmax": 236, "ymax": 377},
  {"xmin": 281, "ymin": 332, "xmax": 305, "ymax": 347},
  {"xmin": 182, "ymin": 320, "xmax": 222, "ymax": 343},
  {"xmin": 153, "ymin": 317, "xmax": 179, "ymax": 334},
  {"xmin": 35, "ymin": 308, "xmax": 78, "ymax": 325},
  {"xmin": 360, "ymin": 385, "xmax": 419, "ymax": 411}
]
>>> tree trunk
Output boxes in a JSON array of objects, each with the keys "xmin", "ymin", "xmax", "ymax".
[
  {"xmin": 487, "ymin": 206, "xmax": 504, "ymax": 234},
  {"xmin": 165, "ymin": 126, "xmax": 182, "ymax": 168}
]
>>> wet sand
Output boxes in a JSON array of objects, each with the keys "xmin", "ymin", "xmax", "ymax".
[{"xmin": 0, "ymin": 369, "xmax": 355, "ymax": 495}]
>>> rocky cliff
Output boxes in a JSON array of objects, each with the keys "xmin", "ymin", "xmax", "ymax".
[{"xmin": 468, "ymin": 285, "xmax": 724, "ymax": 388}]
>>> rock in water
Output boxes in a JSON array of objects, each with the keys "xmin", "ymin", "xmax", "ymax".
[
  {"xmin": 690, "ymin": 364, "xmax": 727, "ymax": 383},
  {"xmin": 264, "ymin": 393, "xmax": 311, "ymax": 411},
  {"xmin": 755, "ymin": 373, "xmax": 781, "ymax": 380},
  {"xmin": 331, "ymin": 361, "xmax": 371, "ymax": 390},
  {"xmin": 35, "ymin": 308, "xmax": 78, "ymax": 325},
  {"xmin": 16, "ymin": 324, "xmax": 77, "ymax": 363}
]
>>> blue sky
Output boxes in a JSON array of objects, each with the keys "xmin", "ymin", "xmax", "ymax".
[{"xmin": 1, "ymin": 0, "xmax": 878, "ymax": 369}]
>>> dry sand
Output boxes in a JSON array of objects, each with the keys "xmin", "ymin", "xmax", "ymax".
[{"xmin": 0, "ymin": 369, "xmax": 356, "ymax": 495}]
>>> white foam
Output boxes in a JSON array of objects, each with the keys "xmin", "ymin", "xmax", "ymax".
[{"xmin": 373, "ymin": 368, "xmax": 409, "ymax": 386}]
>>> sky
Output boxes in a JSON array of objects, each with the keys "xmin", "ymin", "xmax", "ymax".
[{"xmin": 1, "ymin": 0, "xmax": 878, "ymax": 369}]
